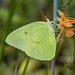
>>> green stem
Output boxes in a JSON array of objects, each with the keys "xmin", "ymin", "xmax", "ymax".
[
  {"xmin": 15, "ymin": 0, "xmax": 24, "ymax": 13},
  {"xmin": 73, "ymin": 34, "xmax": 75, "ymax": 64},
  {"xmin": 66, "ymin": 51, "xmax": 73, "ymax": 75},
  {"xmin": 22, "ymin": 58, "xmax": 30, "ymax": 75},
  {"xmin": 62, "ymin": 0, "xmax": 72, "ymax": 7},
  {"xmin": 51, "ymin": 0, "xmax": 58, "ymax": 74},
  {"xmin": 64, "ymin": 64, "xmax": 66, "ymax": 75},
  {"xmin": 14, "ymin": 66, "xmax": 17, "ymax": 75},
  {"xmin": 71, "ymin": 33, "xmax": 75, "ymax": 74},
  {"xmin": 51, "ymin": 0, "xmax": 61, "ymax": 75},
  {"xmin": 46, "ymin": 62, "xmax": 49, "ymax": 75}
]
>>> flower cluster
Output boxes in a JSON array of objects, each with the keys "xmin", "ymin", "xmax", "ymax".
[{"xmin": 56, "ymin": 10, "xmax": 75, "ymax": 42}]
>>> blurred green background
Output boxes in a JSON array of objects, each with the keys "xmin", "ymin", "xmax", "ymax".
[{"xmin": 0, "ymin": 0, "xmax": 75, "ymax": 75}]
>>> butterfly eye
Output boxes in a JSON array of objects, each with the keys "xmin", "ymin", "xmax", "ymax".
[{"xmin": 25, "ymin": 32, "xmax": 27, "ymax": 34}]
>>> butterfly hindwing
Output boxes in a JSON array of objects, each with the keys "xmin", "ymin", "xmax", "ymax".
[{"xmin": 6, "ymin": 21, "xmax": 56, "ymax": 61}]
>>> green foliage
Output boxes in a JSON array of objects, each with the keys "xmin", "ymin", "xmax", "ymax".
[
  {"xmin": 22, "ymin": 58, "xmax": 30, "ymax": 75},
  {"xmin": 0, "ymin": 8, "xmax": 24, "ymax": 25},
  {"xmin": 0, "ymin": 0, "xmax": 17, "ymax": 64}
]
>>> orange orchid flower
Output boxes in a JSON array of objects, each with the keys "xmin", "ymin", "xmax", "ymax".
[
  {"xmin": 56, "ymin": 27, "xmax": 75, "ymax": 42},
  {"xmin": 56, "ymin": 18, "xmax": 73, "ymax": 27},
  {"xmin": 58, "ymin": 10, "xmax": 75, "ymax": 27},
  {"xmin": 56, "ymin": 10, "xmax": 75, "ymax": 42},
  {"xmin": 58, "ymin": 10, "xmax": 75, "ymax": 21}
]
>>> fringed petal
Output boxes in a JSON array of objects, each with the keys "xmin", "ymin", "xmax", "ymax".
[
  {"xmin": 64, "ymin": 22, "xmax": 73, "ymax": 27},
  {"xmin": 66, "ymin": 17, "xmax": 75, "ymax": 20},
  {"xmin": 58, "ymin": 10, "xmax": 66, "ymax": 20},
  {"xmin": 64, "ymin": 29, "xmax": 74, "ymax": 37}
]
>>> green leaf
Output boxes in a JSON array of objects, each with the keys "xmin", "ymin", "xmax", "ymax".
[
  {"xmin": 14, "ymin": 66, "xmax": 17, "ymax": 75},
  {"xmin": 5, "ymin": 21, "xmax": 56, "ymax": 61}
]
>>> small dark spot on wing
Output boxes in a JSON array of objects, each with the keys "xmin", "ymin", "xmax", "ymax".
[
  {"xmin": 32, "ymin": 41, "xmax": 40, "ymax": 44},
  {"xmin": 25, "ymin": 32, "xmax": 27, "ymax": 34},
  {"xmin": 32, "ymin": 41, "xmax": 33, "ymax": 43},
  {"xmin": 38, "ymin": 41, "xmax": 40, "ymax": 43}
]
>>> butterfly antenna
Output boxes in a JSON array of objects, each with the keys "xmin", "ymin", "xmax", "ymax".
[{"xmin": 40, "ymin": 7, "xmax": 47, "ymax": 22}]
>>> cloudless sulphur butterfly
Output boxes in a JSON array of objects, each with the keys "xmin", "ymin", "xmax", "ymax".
[{"xmin": 5, "ymin": 21, "xmax": 56, "ymax": 61}]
